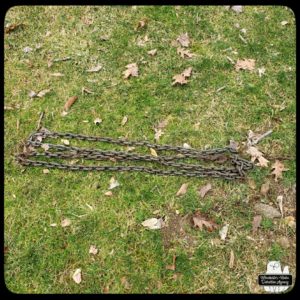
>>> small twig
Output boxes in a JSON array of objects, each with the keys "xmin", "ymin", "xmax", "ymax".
[
  {"xmin": 36, "ymin": 111, "xmax": 45, "ymax": 130},
  {"xmin": 248, "ymin": 130, "xmax": 273, "ymax": 147},
  {"xmin": 264, "ymin": 155, "xmax": 294, "ymax": 161}
]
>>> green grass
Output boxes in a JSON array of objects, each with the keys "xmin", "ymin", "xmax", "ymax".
[{"xmin": 4, "ymin": 6, "xmax": 295, "ymax": 294}]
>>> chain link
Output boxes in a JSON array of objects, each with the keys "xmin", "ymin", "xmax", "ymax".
[{"xmin": 15, "ymin": 128, "xmax": 254, "ymax": 180}]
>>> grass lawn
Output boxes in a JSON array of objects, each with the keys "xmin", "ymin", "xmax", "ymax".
[{"xmin": 4, "ymin": 5, "xmax": 296, "ymax": 294}]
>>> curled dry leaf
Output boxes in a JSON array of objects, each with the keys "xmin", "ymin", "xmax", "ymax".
[
  {"xmin": 123, "ymin": 63, "xmax": 139, "ymax": 79},
  {"xmin": 72, "ymin": 268, "xmax": 82, "ymax": 284},
  {"xmin": 176, "ymin": 32, "xmax": 190, "ymax": 47},
  {"xmin": 176, "ymin": 183, "xmax": 188, "ymax": 196},
  {"xmin": 271, "ymin": 160, "xmax": 289, "ymax": 182},
  {"xmin": 172, "ymin": 74, "xmax": 187, "ymax": 86},
  {"xmin": 150, "ymin": 148, "xmax": 158, "ymax": 157},
  {"xmin": 252, "ymin": 215, "xmax": 262, "ymax": 234},
  {"xmin": 109, "ymin": 177, "xmax": 120, "ymax": 190},
  {"xmin": 142, "ymin": 218, "xmax": 164, "ymax": 230},
  {"xmin": 154, "ymin": 128, "xmax": 164, "ymax": 142},
  {"xmin": 29, "ymin": 90, "xmax": 37, "ymax": 98},
  {"xmin": 260, "ymin": 181, "xmax": 270, "ymax": 197},
  {"xmin": 89, "ymin": 245, "xmax": 98, "ymax": 255},
  {"xmin": 246, "ymin": 146, "xmax": 269, "ymax": 167},
  {"xmin": 135, "ymin": 18, "xmax": 148, "ymax": 30},
  {"xmin": 50, "ymin": 72, "xmax": 64, "ymax": 77},
  {"xmin": 277, "ymin": 195, "xmax": 284, "ymax": 217},
  {"xmin": 198, "ymin": 183, "xmax": 212, "ymax": 198},
  {"xmin": 147, "ymin": 49, "xmax": 157, "ymax": 56},
  {"xmin": 63, "ymin": 96, "xmax": 78, "ymax": 111},
  {"xmin": 61, "ymin": 218, "xmax": 71, "ymax": 227},
  {"xmin": 37, "ymin": 89, "xmax": 51, "ymax": 98},
  {"xmin": 121, "ymin": 116, "xmax": 128, "ymax": 126},
  {"xmin": 281, "ymin": 20, "xmax": 289, "ymax": 26},
  {"xmin": 166, "ymin": 255, "xmax": 177, "ymax": 271},
  {"xmin": 177, "ymin": 47, "xmax": 194, "ymax": 59},
  {"xmin": 219, "ymin": 224, "xmax": 229, "ymax": 241},
  {"xmin": 43, "ymin": 169, "xmax": 50, "ymax": 174},
  {"xmin": 86, "ymin": 64, "xmax": 102, "ymax": 72},
  {"xmin": 5, "ymin": 23, "xmax": 24, "ymax": 34},
  {"xmin": 104, "ymin": 191, "xmax": 113, "ymax": 197},
  {"xmin": 235, "ymin": 59, "xmax": 255, "ymax": 71},
  {"xmin": 254, "ymin": 203, "xmax": 281, "ymax": 219},
  {"xmin": 94, "ymin": 118, "xmax": 102, "ymax": 125},
  {"xmin": 192, "ymin": 212, "xmax": 218, "ymax": 232},
  {"xmin": 41, "ymin": 144, "xmax": 50, "ymax": 151},
  {"xmin": 82, "ymin": 87, "xmax": 94, "ymax": 94},
  {"xmin": 229, "ymin": 250, "xmax": 235, "ymax": 269}
]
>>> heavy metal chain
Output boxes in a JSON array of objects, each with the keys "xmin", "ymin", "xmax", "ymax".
[{"xmin": 15, "ymin": 128, "xmax": 254, "ymax": 180}]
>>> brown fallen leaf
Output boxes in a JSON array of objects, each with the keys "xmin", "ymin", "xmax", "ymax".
[
  {"xmin": 150, "ymin": 148, "xmax": 158, "ymax": 157},
  {"xmin": 154, "ymin": 128, "xmax": 164, "ymax": 142},
  {"xmin": 104, "ymin": 191, "xmax": 113, "ymax": 196},
  {"xmin": 61, "ymin": 218, "xmax": 71, "ymax": 227},
  {"xmin": 5, "ymin": 23, "xmax": 24, "ymax": 34},
  {"xmin": 176, "ymin": 32, "xmax": 190, "ymax": 47},
  {"xmin": 271, "ymin": 160, "xmax": 289, "ymax": 182},
  {"xmin": 256, "ymin": 156, "xmax": 269, "ymax": 168},
  {"xmin": 136, "ymin": 35, "xmax": 149, "ymax": 46},
  {"xmin": 177, "ymin": 47, "xmax": 194, "ymax": 58},
  {"xmin": 37, "ymin": 89, "xmax": 51, "ymax": 98},
  {"xmin": 121, "ymin": 116, "xmax": 128, "ymax": 126},
  {"xmin": 176, "ymin": 183, "xmax": 188, "ymax": 196},
  {"xmin": 172, "ymin": 74, "xmax": 188, "ymax": 86},
  {"xmin": 43, "ymin": 169, "xmax": 50, "ymax": 174},
  {"xmin": 252, "ymin": 215, "xmax": 262, "ymax": 234},
  {"xmin": 82, "ymin": 87, "xmax": 94, "ymax": 94},
  {"xmin": 198, "ymin": 183, "xmax": 212, "ymax": 198},
  {"xmin": 181, "ymin": 67, "xmax": 193, "ymax": 78},
  {"xmin": 89, "ymin": 245, "xmax": 98, "ymax": 255},
  {"xmin": 246, "ymin": 146, "xmax": 269, "ymax": 167},
  {"xmin": 157, "ymin": 118, "xmax": 169, "ymax": 129},
  {"xmin": 63, "ymin": 96, "xmax": 78, "ymax": 111},
  {"xmin": 192, "ymin": 212, "xmax": 218, "ymax": 232},
  {"xmin": 147, "ymin": 49, "xmax": 157, "ymax": 56},
  {"xmin": 260, "ymin": 181, "xmax": 270, "ymax": 197},
  {"xmin": 72, "ymin": 268, "xmax": 82, "ymax": 284},
  {"xmin": 41, "ymin": 144, "xmax": 50, "ymax": 151},
  {"xmin": 121, "ymin": 276, "xmax": 130, "ymax": 290},
  {"xmin": 123, "ymin": 63, "xmax": 139, "ymax": 79},
  {"xmin": 135, "ymin": 18, "xmax": 148, "ymax": 30},
  {"xmin": 166, "ymin": 255, "xmax": 177, "ymax": 271},
  {"xmin": 229, "ymin": 250, "xmax": 235, "ymax": 269},
  {"xmin": 235, "ymin": 59, "xmax": 256, "ymax": 71}
]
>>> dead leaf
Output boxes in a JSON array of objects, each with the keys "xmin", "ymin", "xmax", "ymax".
[
  {"xmin": 28, "ymin": 90, "xmax": 37, "ymax": 98},
  {"xmin": 141, "ymin": 218, "xmax": 164, "ymax": 230},
  {"xmin": 157, "ymin": 119, "xmax": 169, "ymax": 129},
  {"xmin": 229, "ymin": 139, "xmax": 239, "ymax": 151},
  {"xmin": 123, "ymin": 63, "xmax": 139, "ymax": 79},
  {"xmin": 219, "ymin": 224, "xmax": 229, "ymax": 241},
  {"xmin": 63, "ymin": 96, "xmax": 78, "ymax": 111},
  {"xmin": 183, "ymin": 143, "xmax": 191, "ymax": 149},
  {"xmin": 260, "ymin": 181, "xmax": 270, "ymax": 197},
  {"xmin": 82, "ymin": 87, "xmax": 94, "ymax": 94},
  {"xmin": 281, "ymin": 20, "xmax": 289, "ymax": 26},
  {"xmin": 235, "ymin": 59, "xmax": 256, "ymax": 71},
  {"xmin": 87, "ymin": 64, "xmax": 102, "ymax": 72},
  {"xmin": 94, "ymin": 118, "xmax": 102, "ymax": 125},
  {"xmin": 256, "ymin": 155, "xmax": 269, "ymax": 168},
  {"xmin": 271, "ymin": 160, "xmax": 289, "ymax": 182},
  {"xmin": 61, "ymin": 218, "xmax": 71, "ymax": 227},
  {"xmin": 283, "ymin": 216, "xmax": 295, "ymax": 230},
  {"xmin": 181, "ymin": 67, "xmax": 193, "ymax": 78},
  {"xmin": 5, "ymin": 23, "xmax": 23, "ymax": 34},
  {"xmin": 109, "ymin": 177, "xmax": 120, "ymax": 190},
  {"xmin": 37, "ymin": 89, "xmax": 51, "ymax": 98},
  {"xmin": 41, "ymin": 144, "xmax": 50, "ymax": 151},
  {"xmin": 198, "ymin": 183, "xmax": 212, "ymax": 198},
  {"xmin": 246, "ymin": 146, "xmax": 268, "ymax": 167},
  {"xmin": 147, "ymin": 49, "xmax": 157, "ymax": 56},
  {"xmin": 254, "ymin": 203, "xmax": 281, "ymax": 219},
  {"xmin": 121, "ymin": 116, "xmax": 128, "ymax": 126},
  {"xmin": 231, "ymin": 6, "xmax": 243, "ymax": 13},
  {"xmin": 121, "ymin": 277, "xmax": 130, "ymax": 290},
  {"xmin": 23, "ymin": 46, "xmax": 33, "ymax": 53},
  {"xmin": 166, "ymin": 255, "xmax": 177, "ymax": 271},
  {"xmin": 177, "ymin": 47, "xmax": 194, "ymax": 58},
  {"xmin": 176, "ymin": 183, "xmax": 188, "ymax": 196},
  {"xmin": 104, "ymin": 191, "xmax": 113, "ymax": 196},
  {"xmin": 89, "ymin": 245, "xmax": 98, "ymax": 255},
  {"xmin": 50, "ymin": 72, "xmax": 64, "ymax": 77},
  {"xmin": 154, "ymin": 128, "xmax": 164, "ymax": 142},
  {"xmin": 258, "ymin": 67, "xmax": 266, "ymax": 77},
  {"xmin": 61, "ymin": 139, "xmax": 70, "ymax": 145},
  {"xmin": 50, "ymin": 223, "xmax": 57, "ymax": 227},
  {"xmin": 192, "ymin": 212, "xmax": 218, "ymax": 232},
  {"xmin": 277, "ymin": 195, "xmax": 284, "ymax": 217},
  {"xmin": 172, "ymin": 74, "xmax": 188, "ymax": 86},
  {"xmin": 229, "ymin": 250, "xmax": 235, "ymax": 269},
  {"xmin": 135, "ymin": 18, "xmax": 148, "ymax": 30},
  {"xmin": 176, "ymin": 33, "xmax": 190, "ymax": 47},
  {"xmin": 72, "ymin": 268, "xmax": 82, "ymax": 284},
  {"xmin": 252, "ymin": 215, "xmax": 262, "ymax": 234},
  {"xmin": 43, "ymin": 169, "xmax": 50, "ymax": 174},
  {"xmin": 136, "ymin": 35, "xmax": 149, "ymax": 46},
  {"xmin": 150, "ymin": 148, "xmax": 158, "ymax": 157}
]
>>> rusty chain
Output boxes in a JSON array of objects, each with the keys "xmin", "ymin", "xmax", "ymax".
[{"xmin": 15, "ymin": 128, "xmax": 254, "ymax": 180}]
